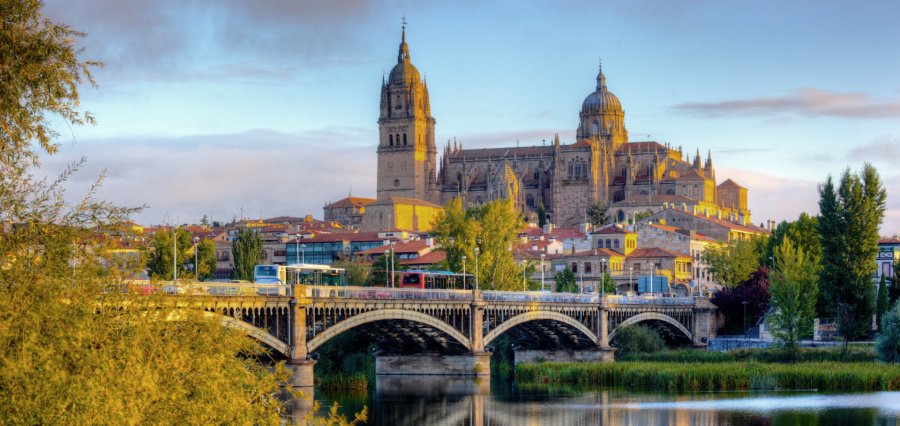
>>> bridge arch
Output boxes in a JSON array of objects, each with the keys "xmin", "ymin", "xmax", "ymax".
[
  {"xmin": 306, "ymin": 308, "xmax": 471, "ymax": 354},
  {"xmin": 162, "ymin": 310, "xmax": 292, "ymax": 357},
  {"xmin": 608, "ymin": 312, "xmax": 692, "ymax": 342},
  {"xmin": 483, "ymin": 311, "xmax": 598, "ymax": 347}
]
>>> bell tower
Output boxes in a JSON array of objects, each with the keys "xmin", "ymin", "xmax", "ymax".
[{"xmin": 376, "ymin": 20, "xmax": 437, "ymax": 202}]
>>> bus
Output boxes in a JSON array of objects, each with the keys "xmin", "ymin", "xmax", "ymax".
[
  {"xmin": 399, "ymin": 270, "xmax": 473, "ymax": 290},
  {"xmin": 253, "ymin": 264, "xmax": 348, "ymax": 286}
]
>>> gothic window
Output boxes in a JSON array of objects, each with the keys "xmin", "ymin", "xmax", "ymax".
[
  {"xmin": 395, "ymin": 96, "xmax": 401, "ymax": 109},
  {"xmin": 526, "ymin": 194, "xmax": 535, "ymax": 207},
  {"xmin": 389, "ymin": 134, "xmax": 393, "ymax": 146},
  {"xmin": 617, "ymin": 210, "xmax": 625, "ymax": 222},
  {"xmin": 403, "ymin": 134, "xmax": 407, "ymax": 145},
  {"xmin": 533, "ymin": 170, "xmax": 539, "ymax": 180},
  {"xmin": 393, "ymin": 179, "xmax": 400, "ymax": 187},
  {"xmin": 621, "ymin": 167, "xmax": 627, "ymax": 177},
  {"xmin": 605, "ymin": 239, "xmax": 611, "ymax": 248},
  {"xmin": 395, "ymin": 134, "xmax": 400, "ymax": 144},
  {"xmin": 592, "ymin": 120, "xmax": 599, "ymax": 135},
  {"xmin": 614, "ymin": 239, "xmax": 620, "ymax": 249}
]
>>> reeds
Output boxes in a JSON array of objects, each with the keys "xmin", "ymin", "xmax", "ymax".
[{"xmin": 515, "ymin": 361, "xmax": 900, "ymax": 391}]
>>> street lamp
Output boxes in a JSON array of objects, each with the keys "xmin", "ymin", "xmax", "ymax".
[
  {"xmin": 522, "ymin": 260, "xmax": 527, "ymax": 291},
  {"xmin": 601, "ymin": 258, "xmax": 607, "ymax": 297},
  {"xmin": 474, "ymin": 247, "xmax": 480, "ymax": 290},
  {"xmin": 540, "ymin": 253, "xmax": 546, "ymax": 292},
  {"xmin": 193, "ymin": 237, "xmax": 200, "ymax": 280},
  {"xmin": 629, "ymin": 266, "xmax": 634, "ymax": 294},
  {"xmin": 383, "ymin": 249, "xmax": 390, "ymax": 287},
  {"xmin": 172, "ymin": 226, "xmax": 178, "ymax": 282},
  {"xmin": 650, "ymin": 264, "xmax": 656, "ymax": 296},
  {"xmin": 462, "ymin": 255, "xmax": 467, "ymax": 289},
  {"xmin": 742, "ymin": 301, "xmax": 749, "ymax": 336},
  {"xmin": 389, "ymin": 241, "xmax": 395, "ymax": 288},
  {"xmin": 295, "ymin": 235, "xmax": 302, "ymax": 265}
]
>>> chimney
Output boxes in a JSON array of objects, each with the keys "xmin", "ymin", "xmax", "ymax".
[
  {"xmin": 531, "ymin": 243, "xmax": 538, "ymax": 251},
  {"xmin": 543, "ymin": 223, "xmax": 553, "ymax": 234},
  {"xmin": 425, "ymin": 237, "xmax": 434, "ymax": 247}
]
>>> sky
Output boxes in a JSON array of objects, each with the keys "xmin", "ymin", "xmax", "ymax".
[{"xmin": 39, "ymin": 0, "xmax": 900, "ymax": 235}]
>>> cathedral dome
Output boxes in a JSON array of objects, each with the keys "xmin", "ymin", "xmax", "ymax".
[
  {"xmin": 389, "ymin": 61, "xmax": 421, "ymax": 86},
  {"xmin": 581, "ymin": 65, "xmax": 622, "ymax": 114}
]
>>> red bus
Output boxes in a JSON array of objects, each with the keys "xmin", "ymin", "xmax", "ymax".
[{"xmin": 399, "ymin": 270, "xmax": 473, "ymax": 290}]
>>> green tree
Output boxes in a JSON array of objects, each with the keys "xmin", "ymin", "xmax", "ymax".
[
  {"xmin": 146, "ymin": 228, "xmax": 194, "ymax": 280},
  {"xmin": 432, "ymin": 197, "xmax": 479, "ymax": 276},
  {"xmin": 764, "ymin": 213, "xmax": 821, "ymax": 264},
  {"xmin": 819, "ymin": 164, "xmax": 887, "ymax": 341},
  {"xmin": 193, "ymin": 238, "xmax": 217, "ymax": 280},
  {"xmin": 877, "ymin": 301, "xmax": 900, "ymax": 363},
  {"xmin": 333, "ymin": 256, "xmax": 371, "ymax": 286},
  {"xmin": 587, "ymin": 201, "xmax": 609, "ymax": 227},
  {"xmin": 703, "ymin": 237, "xmax": 765, "ymax": 288},
  {"xmin": 554, "ymin": 269, "xmax": 578, "ymax": 293},
  {"xmin": 612, "ymin": 325, "xmax": 664, "ymax": 358},
  {"xmin": 767, "ymin": 237, "xmax": 820, "ymax": 357},
  {"xmin": 370, "ymin": 253, "xmax": 402, "ymax": 287},
  {"xmin": 877, "ymin": 275, "xmax": 890, "ymax": 331},
  {"xmin": 538, "ymin": 204, "xmax": 547, "ymax": 228},
  {"xmin": 599, "ymin": 271, "xmax": 617, "ymax": 294},
  {"xmin": 233, "ymin": 227, "xmax": 263, "ymax": 281}
]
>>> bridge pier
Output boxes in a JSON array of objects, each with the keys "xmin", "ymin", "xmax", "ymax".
[
  {"xmin": 287, "ymin": 358, "xmax": 317, "ymax": 387},
  {"xmin": 375, "ymin": 352, "xmax": 491, "ymax": 376}
]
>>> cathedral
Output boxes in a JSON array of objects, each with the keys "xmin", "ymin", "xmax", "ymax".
[{"xmin": 357, "ymin": 25, "xmax": 751, "ymax": 231}]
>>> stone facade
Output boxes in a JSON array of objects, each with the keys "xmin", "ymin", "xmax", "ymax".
[
  {"xmin": 367, "ymin": 27, "xmax": 752, "ymax": 229},
  {"xmin": 323, "ymin": 196, "xmax": 375, "ymax": 229}
]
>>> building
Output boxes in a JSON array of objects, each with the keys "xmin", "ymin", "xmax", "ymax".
[
  {"xmin": 323, "ymin": 196, "xmax": 376, "ymax": 229},
  {"xmin": 345, "ymin": 24, "xmax": 755, "ymax": 231},
  {"xmin": 877, "ymin": 237, "xmax": 900, "ymax": 282}
]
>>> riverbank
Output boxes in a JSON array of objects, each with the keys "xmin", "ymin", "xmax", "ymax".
[{"xmin": 516, "ymin": 361, "xmax": 900, "ymax": 391}]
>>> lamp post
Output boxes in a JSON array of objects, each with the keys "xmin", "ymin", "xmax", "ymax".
[
  {"xmin": 193, "ymin": 237, "xmax": 200, "ymax": 280},
  {"xmin": 295, "ymin": 235, "xmax": 302, "ymax": 265},
  {"xmin": 301, "ymin": 244, "xmax": 306, "ymax": 265},
  {"xmin": 173, "ymin": 226, "xmax": 178, "ymax": 281},
  {"xmin": 389, "ymin": 241, "xmax": 395, "ymax": 288},
  {"xmin": 629, "ymin": 266, "xmax": 634, "ymax": 294},
  {"xmin": 522, "ymin": 260, "xmax": 527, "ymax": 291},
  {"xmin": 742, "ymin": 301, "xmax": 749, "ymax": 337},
  {"xmin": 462, "ymin": 255, "xmax": 467, "ymax": 289},
  {"xmin": 650, "ymin": 264, "xmax": 656, "ymax": 296},
  {"xmin": 474, "ymin": 247, "xmax": 480, "ymax": 291},
  {"xmin": 540, "ymin": 253, "xmax": 545, "ymax": 292},
  {"xmin": 601, "ymin": 258, "xmax": 607, "ymax": 297},
  {"xmin": 383, "ymin": 249, "xmax": 390, "ymax": 287}
]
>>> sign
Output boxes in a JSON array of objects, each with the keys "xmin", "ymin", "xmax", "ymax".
[{"xmin": 878, "ymin": 247, "xmax": 896, "ymax": 260}]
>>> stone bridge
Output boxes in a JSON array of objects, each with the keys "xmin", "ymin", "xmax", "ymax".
[{"xmin": 172, "ymin": 284, "xmax": 716, "ymax": 386}]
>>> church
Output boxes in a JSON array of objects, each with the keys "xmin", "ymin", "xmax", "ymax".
[{"xmin": 349, "ymin": 25, "xmax": 752, "ymax": 232}]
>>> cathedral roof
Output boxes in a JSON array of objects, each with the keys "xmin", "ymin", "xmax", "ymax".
[
  {"xmin": 449, "ymin": 145, "xmax": 553, "ymax": 159},
  {"xmin": 388, "ymin": 22, "xmax": 421, "ymax": 86},
  {"xmin": 326, "ymin": 196, "xmax": 376, "ymax": 209},
  {"xmin": 717, "ymin": 179, "xmax": 746, "ymax": 190},
  {"xmin": 677, "ymin": 169, "xmax": 707, "ymax": 181},
  {"xmin": 581, "ymin": 63, "xmax": 623, "ymax": 114},
  {"xmin": 617, "ymin": 141, "xmax": 667, "ymax": 154}
]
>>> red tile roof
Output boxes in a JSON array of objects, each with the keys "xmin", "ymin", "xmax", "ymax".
[
  {"xmin": 399, "ymin": 250, "xmax": 446, "ymax": 266},
  {"xmin": 547, "ymin": 227, "xmax": 588, "ymax": 240},
  {"xmin": 357, "ymin": 240, "xmax": 430, "ymax": 255},
  {"xmin": 879, "ymin": 237, "xmax": 900, "ymax": 244},
  {"xmin": 325, "ymin": 196, "xmax": 376, "ymax": 209},
  {"xmin": 295, "ymin": 232, "xmax": 393, "ymax": 244},
  {"xmin": 592, "ymin": 224, "xmax": 629, "ymax": 235},
  {"xmin": 548, "ymin": 248, "xmax": 624, "ymax": 259}
]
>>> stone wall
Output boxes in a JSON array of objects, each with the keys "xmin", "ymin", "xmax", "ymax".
[
  {"xmin": 513, "ymin": 349, "xmax": 613, "ymax": 365},
  {"xmin": 376, "ymin": 353, "xmax": 491, "ymax": 376}
]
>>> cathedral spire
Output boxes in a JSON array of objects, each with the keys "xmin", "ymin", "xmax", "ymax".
[
  {"xmin": 398, "ymin": 17, "xmax": 410, "ymax": 63},
  {"xmin": 596, "ymin": 58, "xmax": 607, "ymax": 91},
  {"xmin": 693, "ymin": 148, "xmax": 701, "ymax": 169}
]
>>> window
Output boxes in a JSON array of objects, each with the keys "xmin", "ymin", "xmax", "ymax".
[
  {"xmin": 389, "ymin": 134, "xmax": 393, "ymax": 146},
  {"xmin": 274, "ymin": 250, "xmax": 286, "ymax": 257},
  {"xmin": 572, "ymin": 262, "xmax": 578, "ymax": 273},
  {"xmin": 605, "ymin": 239, "xmax": 611, "ymax": 248},
  {"xmin": 613, "ymin": 239, "xmax": 619, "ymax": 249},
  {"xmin": 592, "ymin": 120, "xmax": 599, "ymax": 135},
  {"xmin": 585, "ymin": 262, "xmax": 592, "ymax": 273},
  {"xmin": 403, "ymin": 134, "xmax": 407, "ymax": 145},
  {"xmin": 393, "ymin": 179, "xmax": 400, "ymax": 187}
]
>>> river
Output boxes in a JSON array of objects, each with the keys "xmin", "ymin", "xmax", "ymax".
[{"xmin": 287, "ymin": 376, "xmax": 900, "ymax": 425}]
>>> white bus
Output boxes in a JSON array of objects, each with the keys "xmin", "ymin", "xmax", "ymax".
[{"xmin": 253, "ymin": 264, "xmax": 348, "ymax": 287}]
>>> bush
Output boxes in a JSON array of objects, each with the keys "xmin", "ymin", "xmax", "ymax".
[
  {"xmin": 878, "ymin": 301, "xmax": 900, "ymax": 363},
  {"xmin": 613, "ymin": 325, "xmax": 664, "ymax": 358}
]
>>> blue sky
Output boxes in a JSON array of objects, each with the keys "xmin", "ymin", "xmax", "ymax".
[{"xmin": 41, "ymin": 0, "xmax": 900, "ymax": 234}]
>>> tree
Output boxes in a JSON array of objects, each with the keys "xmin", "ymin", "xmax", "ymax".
[
  {"xmin": 432, "ymin": 197, "xmax": 523, "ymax": 290},
  {"xmin": 764, "ymin": 213, "xmax": 821, "ymax": 264},
  {"xmin": 767, "ymin": 237, "xmax": 820, "ymax": 357},
  {"xmin": 877, "ymin": 275, "xmax": 890, "ymax": 330},
  {"xmin": 711, "ymin": 265, "xmax": 771, "ymax": 335},
  {"xmin": 587, "ymin": 201, "xmax": 609, "ymax": 227},
  {"xmin": 877, "ymin": 301, "xmax": 900, "ymax": 363},
  {"xmin": 194, "ymin": 238, "xmax": 217, "ymax": 281},
  {"xmin": 332, "ymin": 256, "xmax": 371, "ymax": 286},
  {"xmin": 703, "ymin": 237, "xmax": 765, "ymax": 288},
  {"xmin": 555, "ymin": 269, "xmax": 578, "ymax": 293},
  {"xmin": 612, "ymin": 325, "xmax": 664, "ymax": 358},
  {"xmin": 819, "ymin": 164, "xmax": 887, "ymax": 341},
  {"xmin": 537, "ymin": 204, "xmax": 547, "ymax": 228},
  {"xmin": 0, "ymin": 2, "xmax": 299, "ymax": 422},
  {"xmin": 146, "ymin": 228, "xmax": 194, "ymax": 280},
  {"xmin": 200, "ymin": 214, "xmax": 210, "ymax": 226},
  {"xmin": 232, "ymin": 227, "xmax": 263, "ymax": 281},
  {"xmin": 599, "ymin": 271, "xmax": 617, "ymax": 294},
  {"xmin": 370, "ymin": 253, "xmax": 402, "ymax": 287}
]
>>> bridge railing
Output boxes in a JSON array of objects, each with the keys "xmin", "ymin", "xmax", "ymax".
[
  {"xmin": 604, "ymin": 294, "xmax": 694, "ymax": 305},
  {"xmin": 482, "ymin": 291, "xmax": 600, "ymax": 304},
  {"xmin": 304, "ymin": 286, "xmax": 475, "ymax": 301}
]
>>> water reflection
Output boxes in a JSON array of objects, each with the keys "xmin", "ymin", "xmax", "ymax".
[{"xmin": 302, "ymin": 377, "xmax": 900, "ymax": 426}]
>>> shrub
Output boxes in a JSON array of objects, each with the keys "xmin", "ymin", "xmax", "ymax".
[
  {"xmin": 613, "ymin": 325, "xmax": 664, "ymax": 358},
  {"xmin": 878, "ymin": 301, "xmax": 900, "ymax": 363}
]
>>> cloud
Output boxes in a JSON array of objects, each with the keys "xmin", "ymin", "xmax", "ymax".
[
  {"xmin": 41, "ymin": 0, "xmax": 383, "ymax": 82},
  {"xmin": 847, "ymin": 136, "xmax": 900, "ymax": 162},
  {"xmin": 39, "ymin": 128, "xmax": 377, "ymax": 225},
  {"xmin": 674, "ymin": 88, "xmax": 900, "ymax": 119}
]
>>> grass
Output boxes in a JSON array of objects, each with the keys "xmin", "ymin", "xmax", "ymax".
[
  {"xmin": 618, "ymin": 347, "xmax": 877, "ymax": 363},
  {"xmin": 515, "ymin": 361, "xmax": 900, "ymax": 392},
  {"xmin": 316, "ymin": 372, "xmax": 369, "ymax": 392}
]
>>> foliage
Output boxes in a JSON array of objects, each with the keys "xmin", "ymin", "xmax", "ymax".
[
  {"xmin": 878, "ymin": 275, "xmax": 890, "ymax": 330},
  {"xmin": 633, "ymin": 210, "xmax": 653, "ymax": 224},
  {"xmin": 433, "ymin": 197, "xmax": 523, "ymax": 290},
  {"xmin": 516, "ymin": 361, "xmax": 900, "ymax": 392},
  {"xmin": 194, "ymin": 238, "xmax": 217, "ymax": 280},
  {"xmin": 537, "ymin": 204, "xmax": 547, "ymax": 227},
  {"xmin": 878, "ymin": 301, "xmax": 900, "ymax": 363},
  {"xmin": 711, "ymin": 265, "xmax": 771, "ymax": 334},
  {"xmin": 768, "ymin": 237, "xmax": 821, "ymax": 355},
  {"xmin": 232, "ymin": 227, "xmax": 263, "ymax": 281},
  {"xmin": 612, "ymin": 325, "xmax": 664, "ymax": 358},
  {"xmin": 764, "ymin": 213, "xmax": 821, "ymax": 264},
  {"xmin": 818, "ymin": 164, "xmax": 887, "ymax": 340},
  {"xmin": 306, "ymin": 401, "xmax": 368, "ymax": 426},
  {"xmin": 369, "ymin": 252, "xmax": 403, "ymax": 286},
  {"xmin": 587, "ymin": 201, "xmax": 609, "ymax": 227},
  {"xmin": 554, "ymin": 268, "xmax": 577, "ymax": 293},
  {"xmin": 146, "ymin": 228, "xmax": 192, "ymax": 280},
  {"xmin": 599, "ymin": 271, "xmax": 616, "ymax": 294},
  {"xmin": 703, "ymin": 237, "xmax": 766, "ymax": 288},
  {"xmin": 332, "ymin": 256, "xmax": 371, "ymax": 286},
  {"xmin": 619, "ymin": 346, "xmax": 876, "ymax": 363}
]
